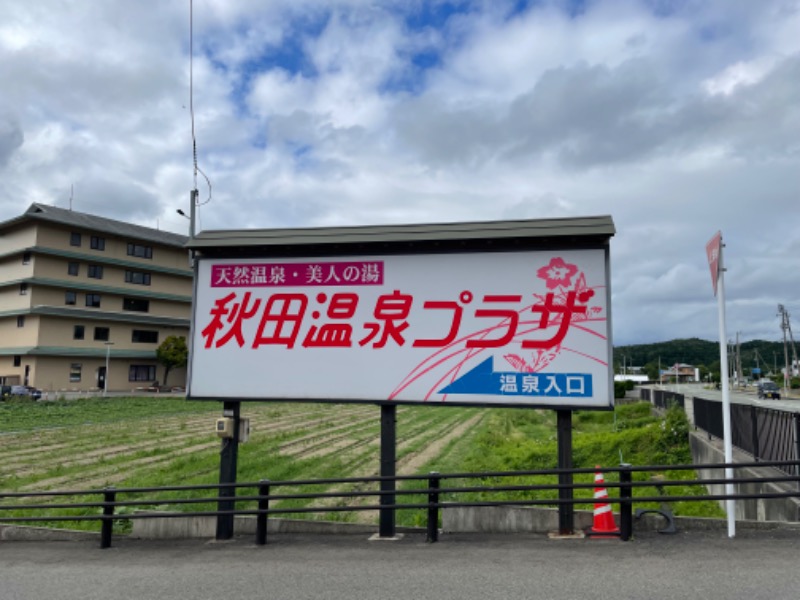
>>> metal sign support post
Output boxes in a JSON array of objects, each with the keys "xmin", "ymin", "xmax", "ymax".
[
  {"xmin": 716, "ymin": 254, "xmax": 736, "ymax": 538},
  {"xmin": 707, "ymin": 231, "xmax": 735, "ymax": 538},
  {"xmin": 216, "ymin": 400, "xmax": 241, "ymax": 540},
  {"xmin": 379, "ymin": 404, "xmax": 397, "ymax": 538},
  {"xmin": 556, "ymin": 409, "xmax": 574, "ymax": 535}
]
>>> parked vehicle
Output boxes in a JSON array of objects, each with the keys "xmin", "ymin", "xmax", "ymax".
[
  {"xmin": 9, "ymin": 385, "xmax": 42, "ymax": 400},
  {"xmin": 757, "ymin": 381, "xmax": 781, "ymax": 400}
]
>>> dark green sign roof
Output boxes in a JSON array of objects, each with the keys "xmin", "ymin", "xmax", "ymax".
[{"xmin": 187, "ymin": 215, "xmax": 615, "ymax": 257}]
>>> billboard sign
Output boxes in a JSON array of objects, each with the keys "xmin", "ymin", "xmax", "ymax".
[{"xmin": 188, "ymin": 246, "xmax": 612, "ymax": 408}]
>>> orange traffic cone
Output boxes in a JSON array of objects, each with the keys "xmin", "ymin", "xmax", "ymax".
[{"xmin": 587, "ymin": 466, "xmax": 620, "ymax": 538}]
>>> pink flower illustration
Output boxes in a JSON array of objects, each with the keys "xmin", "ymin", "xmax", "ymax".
[{"xmin": 537, "ymin": 257, "xmax": 578, "ymax": 290}]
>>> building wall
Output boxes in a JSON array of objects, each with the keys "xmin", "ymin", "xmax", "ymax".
[
  {"xmin": 36, "ymin": 316, "xmax": 186, "ymax": 349},
  {"xmin": 30, "ymin": 285, "xmax": 190, "ymax": 319},
  {"xmin": 29, "ymin": 234, "xmax": 192, "ymax": 297},
  {"xmin": 10, "ymin": 341, "xmax": 188, "ymax": 392},
  {"xmin": 0, "ymin": 313, "xmax": 40, "ymax": 346},
  {"xmin": 0, "ymin": 223, "xmax": 35, "ymax": 255},
  {"xmin": 0, "ymin": 286, "xmax": 31, "ymax": 311},
  {"xmin": 0, "ymin": 211, "xmax": 191, "ymax": 392},
  {"xmin": 0, "ymin": 355, "xmax": 23, "ymax": 385},
  {"xmin": 30, "ymin": 359, "xmax": 187, "ymax": 393},
  {"xmin": 0, "ymin": 253, "xmax": 33, "ymax": 281},
  {"xmin": 35, "ymin": 223, "xmax": 192, "ymax": 274}
]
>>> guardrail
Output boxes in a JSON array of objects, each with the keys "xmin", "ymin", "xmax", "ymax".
[
  {"xmin": 3, "ymin": 461, "xmax": 799, "ymax": 548},
  {"xmin": 639, "ymin": 387, "xmax": 685, "ymax": 411},
  {"xmin": 640, "ymin": 388, "xmax": 800, "ymax": 478},
  {"xmin": 692, "ymin": 397, "xmax": 800, "ymax": 476}
]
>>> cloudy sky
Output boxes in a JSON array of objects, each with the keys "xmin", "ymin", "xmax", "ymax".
[{"xmin": 1, "ymin": 0, "xmax": 798, "ymax": 346}]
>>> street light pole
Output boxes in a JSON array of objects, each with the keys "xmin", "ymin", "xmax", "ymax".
[{"xmin": 104, "ymin": 342, "xmax": 114, "ymax": 397}]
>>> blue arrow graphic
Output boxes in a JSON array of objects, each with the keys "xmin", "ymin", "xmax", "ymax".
[{"xmin": 438, "ymin": 356, "xmax": 593, "ymax": 398}]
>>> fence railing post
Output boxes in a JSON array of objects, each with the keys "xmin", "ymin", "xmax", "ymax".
[
  {"xmin": 426, "ymin": 472, "xmax": 440, "ymax": 543},
  {"xmin": 100, "ymin": 487, "xmax": 116, "ymax": 549},
  {"xmin": 256, "ymin": 479, "xmax": 270, "ymax": 546},
  {"xmin": 794, "ymin": 415, "xmax": 800, "ymax": 491},
  {"xmin": 619, "ymin": 465, "xmax": 633, "ymax": 542},
  {"xmin": 751, "ymin": 406, "xmax": 760, "ymax": 461}
]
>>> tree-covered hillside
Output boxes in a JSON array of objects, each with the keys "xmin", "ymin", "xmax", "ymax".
[{"xmin": 613, "ymin": 338, "xmax": 790, "ymax": 381}]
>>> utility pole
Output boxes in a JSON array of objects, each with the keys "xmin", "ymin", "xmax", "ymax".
[
  {"xmin": 658, "ymin": 357, "xmax": 662, "ymax": 387},
  {"xmin": 736, "ymin": 332, "xmax": 743, "ymax": 387},
  {"xmin": 778, "ymin": 305, "xmax": 798, "ymax": 394},
  {"xmin": 728, "ymin": 341, "xmax": 735, "ymax": 387}
]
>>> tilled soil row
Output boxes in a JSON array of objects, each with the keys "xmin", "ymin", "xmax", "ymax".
[
  {"xmin": 279, "ymin": 410, "xmax": 483, "ymax": 521},
  {"xmin": 2, "ymin": 406, "xmax": 374, "ymax": 476}
]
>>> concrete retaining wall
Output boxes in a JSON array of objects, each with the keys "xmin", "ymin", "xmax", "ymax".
[
  {"xmin": 0, "ymin": 525, "xmax": 100, "ymax": 542},
  {"xmin": 130, "ymin": 514, "xmax": 422, "ymax": 539},
  {"xmin": 442, "ymin": 505, "xmax": 594, "ymax": 534},
  {"xmin": 442, "ymin": 503, "xmax": 800, "ymax": 535},
  {"xmin": 689, "ymin": 431, "xmax": 800, "ymax": 522}
]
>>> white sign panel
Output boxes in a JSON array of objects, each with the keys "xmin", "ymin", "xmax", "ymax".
[{"xmin": 188, "ymin": 249, "xmax": 612, "ymax": 408}]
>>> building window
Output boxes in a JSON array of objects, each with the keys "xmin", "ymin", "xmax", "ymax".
[
  {"xmin": 22, "ymin": 252, "xmax": 31, "ymax": 265},
  {"xmin": 65, "ymin": 291, "xmax": 77, "ymax": 305},
  {"xmin": 132, "ymin": 329, "xmax": 159, "ymax": 344},
  {"xmin": 70, "ymin": 363, "xmax": 82, "ymax": 382},
  {"xmin": 90, "ymin": 236, "xmax": 105, "ymax": 251},
  {"xmin": 68, "ymin": 262, "xmax": 80, "ymax": 276},
  {"xmin": 19, "ymin": 283, "xmax": 28, "ymax": 295},
  {"xmin": 17, "ymin": 316, "xmax": 25, "ymax": 328},
  {"xmin": 74, "ymin": 325, "xmax": 85, "ymax": 340},
  {"xmin": 70, "ymin": 232, "xmax": 82, "ymax": 247},
  {"xmin": 123, "ymin": 297, "xmax": 149, "ymax": 312},
  {"xmin": 94, "ymin": 327, "xmax": 110, "ymax": 341},
  {"xmin": 88, "ymin": 265, "xmax": 104, "ymax": 279},
  {"xmin": 86, "ymin": 294, "xmax": 101, "ymax": 308},
  {"xmin": 13, "ymin": 355, "xmax": 21, "ymax": 367},
  {"xmin": 127, "ymin": 243, "xmax": 153, "ymax": 259},
  {"xmin": 129, "ymin": 365, "xmax": 156, "ymax": 382},
  {"xmin": 125, "ymin": 270, "xmax": 151, "ymax": 285}
]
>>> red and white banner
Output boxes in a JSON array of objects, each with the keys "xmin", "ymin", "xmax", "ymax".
[{"xmin": 706, "ymin": 231, "xmax": 722, "ymax": 297}]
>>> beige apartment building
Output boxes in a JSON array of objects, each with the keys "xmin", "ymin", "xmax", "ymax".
[{"xmin": 0, "ymin": 203, "xmax": 191, "ymax": 393}]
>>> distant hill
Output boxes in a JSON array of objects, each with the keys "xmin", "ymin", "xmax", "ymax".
[{"xmin": 613, "ymin": 337, "xmax": 788, "ymax": 377}]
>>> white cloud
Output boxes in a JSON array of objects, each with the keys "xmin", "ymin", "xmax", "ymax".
[{"xmin": 1, "ymin": 0, "xmax": 798, "ymax": 346}]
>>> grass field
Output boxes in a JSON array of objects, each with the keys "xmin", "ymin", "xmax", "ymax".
[{"xmin": 0, "ymin": 396, "xmax": 722, "ymax": 530}]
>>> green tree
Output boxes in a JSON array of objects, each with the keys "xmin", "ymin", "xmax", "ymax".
[
  {"xmin": 708, "ymin": 360, "xmax": 721, "ymax": 383},
  {"xmin": 643, "ymin": 361, "xmax": 660, "ymax": 381},
  {"xmin": 156, "ymin": 335, "xmax": 188, "ymax": 387}
]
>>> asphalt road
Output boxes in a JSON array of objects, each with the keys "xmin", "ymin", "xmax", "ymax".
[
  {"xmin": 652, "ymin": 383, "xmax": 800, "ymax": 426},
  {"xmin": 3, "ymin": 530, "xmax": 800, "ymax": 600}
]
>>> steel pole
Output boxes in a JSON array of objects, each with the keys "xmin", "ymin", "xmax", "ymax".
[
  {"xmin": 379, "ymin": 404, "xmax": 397, "ymax": 538},
  {"xmin": 717, "ymin": 245, "xmax": 736, "ymax": 538},
  {"xmin": 216, "ymin": 401, "xmax": 240, "ymax": 540},
  {"xmin": 556, "ymin": 410, "xmax": 574, "ymax": 535}
]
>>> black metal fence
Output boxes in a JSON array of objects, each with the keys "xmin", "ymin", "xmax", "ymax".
[
  {"xmin": 692, "ymin": 397, "xmax": 800, "ymax": 476},
  {"xmin": 2, "ymin": 461, "xmax": 799, "ymax": 548},
  {"xmin": 639, "ymin": 387, "xmax": 685, "ymax": 411}
]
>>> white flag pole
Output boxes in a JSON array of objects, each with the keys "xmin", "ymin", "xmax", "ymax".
[{"xmin": 715, "ymin": 238, "xmax": 736, "ymax": 538}]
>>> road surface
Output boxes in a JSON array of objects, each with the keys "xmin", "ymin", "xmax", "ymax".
[{"xmin": 2, "ymin": 530, "xmax": 800, "ymax": 600}]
